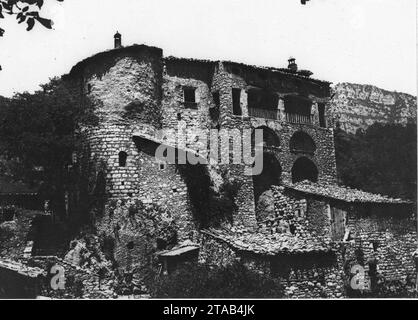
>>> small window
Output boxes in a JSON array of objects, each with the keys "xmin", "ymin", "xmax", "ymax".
[
  {"xmin": 118, "ymin": 151, "xmax": 127, "ymax": 167},
  {"xmin": 183, "ymin": 87, "xmax": 197, "ymax": 109},
  {"xmin": 371, "ymin": 240, "xmax": 379, "ymax": 252},
  {"xmin": 159, "ymin": 162, "xmax": 166, "ymax": 170},
  {"xmin": 127, "ymin": 241, "xmax": 134, "ymax": 250},
  {"xmin": 232, "ymin": 88, "xmax": 242, "ymax": 115},
  {"xmin": 318, "ymin": 103, "xmax": 326, "ymax": 128}
]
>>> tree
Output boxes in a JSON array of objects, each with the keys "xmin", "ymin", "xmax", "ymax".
[
  {"xmin": 0, "ymin": 0, "xmax": 63, "ymax": 37},
  {"xmin": 149, "ymin": 262, "xmax": 284, "ymax": 298},
  {"xmin": 334, "ymin": 123, "xmax": 417, "ymax": 200},
  {"xmin": 0, "ymin": 77, "xmax": 98, "ymax": 214}
]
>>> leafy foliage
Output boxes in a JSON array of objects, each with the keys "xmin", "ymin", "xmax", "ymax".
[
  {"xmin": 0, "ymin": 77, "xmax": 98, "ymax": 213},
  {"xmin": 334, "ymin": 123, "xmax": 417, "ymax": 200},
  {"xmin": 178, "ymin": 165, "xmax": 241, "ymax": 228},
  {"xmin": 0, "ymin": 0, "xmax": 63, "ymax": 37},
  {"xmin": 149, "ymin": 262, "xmax": 284, "ymax": 298}
]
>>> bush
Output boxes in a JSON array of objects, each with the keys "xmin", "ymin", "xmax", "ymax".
[
  {"xmin": 334, "ymin": 123, "xmax": 417, "ymax": 200},
  {"xmin": 149, "ymin": 262, "xmax": 284, "ymax": 298},
  {"xmin": 0, "ymin": 205, "xmax": 17, "ymax": 222}
]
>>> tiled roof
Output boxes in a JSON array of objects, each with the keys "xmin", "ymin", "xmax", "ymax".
[
  {"xmin": 65, "ymin": 44, "xmax": 330, "ymax": 86},
  {"xmin": 202, "ymin": 227, "xmax": 332, "ymax": 255},
  {"xmin": 222, "ymin": 60, "xmax": 331, "ymax": 85},
  {"xmin": 0, "ymin": 259, "xmax": 46, "ymax": 278},
  {"xmin": 284, "ymin": 181, "xmax": 411, "ymax": 204},
  {"xmin": 132, "ymin": 131, "xmax": 205, "ymax": 162}
]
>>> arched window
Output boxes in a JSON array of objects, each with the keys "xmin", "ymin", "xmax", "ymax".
[
  {"xmin": 291, "ymin": 157, "xmax": 318, "ymax": 183},
  {"xmin": 289, "ymin": 131, "xmax": 316, "ymax": 154},
  {"xmin": 118, "ymin": 151, "xmax": 127, "ymax": 167},
  {"xmin": 252, "ymin": 126, "xmax": 280, "ymax": 150}
]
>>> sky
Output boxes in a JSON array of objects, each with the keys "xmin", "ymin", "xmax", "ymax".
[{"xmin": 0, "ymin": 0, "xmax": 416, "ymax": 97}]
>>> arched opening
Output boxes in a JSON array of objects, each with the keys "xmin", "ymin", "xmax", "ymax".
[
  {"xmin": 289, "ymin": 131, "xmax": 316, "ymax": 154},
  {"xmin": 252, "ymin": 153, "xmax": 282, "ymax": 221},
  {"xmin": 118, "ymin": 151, "xmax": 127, "ymax": 167},
  {"xmin": 251, "ymin": 126, "xmax": 280, "ymax": 151},
  {"xmin": 291, "ymin": 157, "xmax": 318, "ymax": 183}
]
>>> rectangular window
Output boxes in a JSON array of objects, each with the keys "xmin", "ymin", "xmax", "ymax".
[
  {"xmin": 232, "ymin": 88, "xmax": 242, "ymax": 115},
  {"xmin": 158, "ymin": 162, "xmax": 166, "ymax": 170},
  {"xmin": 318, "ymin": 103, "xmax": 326, "ymax": 128},
  {"xmin": 183, "ymin": 87, "xmax": 197, "ymax": 109}
]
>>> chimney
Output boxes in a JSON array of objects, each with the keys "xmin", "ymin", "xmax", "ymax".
[
  {"xmin": 288, "ymin": 57, "xmax": 298, "ymax": 72},
  {"xmin": 114, "ymin": 31, "xmax": 122, "ymax": 49}
]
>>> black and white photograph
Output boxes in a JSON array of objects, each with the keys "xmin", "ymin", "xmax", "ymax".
[{"xmin": 0, "ymin": 0, "xmax": 417, "ymax": 305}]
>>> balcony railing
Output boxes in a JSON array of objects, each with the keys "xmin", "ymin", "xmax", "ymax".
[
  {"xmin": 248, "ymin": 107, "xmax": 279, "ymax": 120},
  {"xmin": 285, "ymin": 113, "xmax": 312, "ymax": 125},
  {"xmin": 247, "ymin": 107, "xmax": 313, "ymax": 125}
]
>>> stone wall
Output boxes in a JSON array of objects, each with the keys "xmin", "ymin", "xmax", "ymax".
[
  {"xmin": 74, "ymin": 45, "xmax": 164, "ymax": 127},
  {"xmin": 198, "ymin": 232, "xmax": 345, "ymax": 298},
  {"xmin": 330, "ymin": 82, "xmax": 417, "ymax": 134},
  {"xmin": 345, "ymin": 208, "xmax": 417, "ymax": 286},
  {"xmin": 28, "ymin": 256, "xmax": 115, "ymax": 299}
]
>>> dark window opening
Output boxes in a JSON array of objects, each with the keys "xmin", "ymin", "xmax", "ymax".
[
  {"xmin": 183, "ymin": 87, "xmax": 197, "ymax": 109},
  {"xmin": 289, "ymin": 131, "xmax": 316, "ymax": 154},
  {"xmin": 371, "ymin": 240, "xmax": 379, "ymax": 252},
  {"xmin": 291, "ymin": 157, "xmax": 318, "ymax": 183},
  {"xmin": 118, "ymin": 151, "xmax": 127, "ymax": 167},
  {"xmin": 318, "ymin": 103, "xmax": 326, "ymax": 128},
  {"xmin": 247, "ymin": 89, "xmax": 278, "ymax": 120},
  {"xmin": 177, "ymin": 113, "xmax": 182, "ymax": 121},
  {"xmin": 284, "ymin": 96, "xmax": 312, "ymax": 124},
  {"xmin": 159, "ymin": 162, "xmax": 166, "ymax": 170},
  {"xmin": 210, "ymin": 91, "xmax": 220, "ymax": 121},
  {"xmin": 232, "ymin": 88, "xmax": 242, "ymax": 115},
  {"xmin": 127, "ymin": 241, "xmax": 134, "ymax": 250}
]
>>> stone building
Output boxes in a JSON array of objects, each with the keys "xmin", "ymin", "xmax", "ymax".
[{"xmin": 63, "ymin": 33, "xmax": 416, "ymax": 298}]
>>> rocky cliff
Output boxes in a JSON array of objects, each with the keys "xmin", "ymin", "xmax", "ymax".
[{"xmin": 330, "ymin": 83, "xmax": 417, "ymax": 134}]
